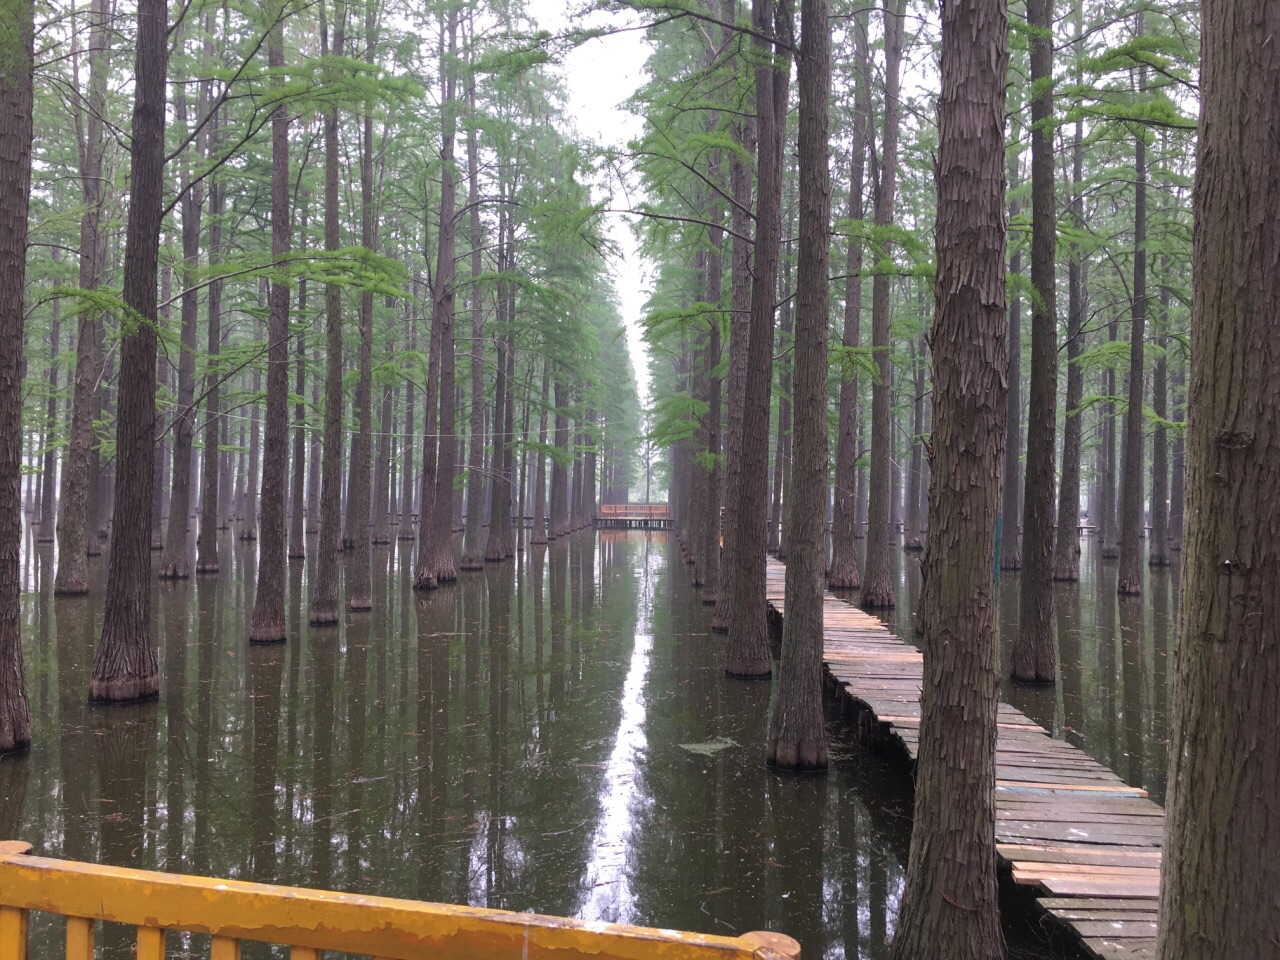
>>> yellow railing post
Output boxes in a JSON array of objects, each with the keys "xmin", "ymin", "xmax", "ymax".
[
  {"xmin": 136, "ymin": 926, "xmax": 166, "ymax": 960},
  {"xmin": 211, "ymin": 934, "xmax": 242, "ymax": 960},
  {"xmin": 65, "ymin": 917, "xmax": 94, "ymax": 960},
  {"xmin": 0, "ymin": 905, "xmax": 28, "ymax": 960}
]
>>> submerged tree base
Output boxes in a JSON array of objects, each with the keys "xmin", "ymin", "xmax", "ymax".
[
  {"xmin": 724, "ymin": 658, "xmax": 771, "ymax": 679},
  {"xmin": 827, "ymin": 562, "xmax": 860, "ymax": 591},
  {"xmin": 309, "ymin": 604, "xmax": 340, "ymax": 626},
  {"xmin": 88, "ymin": 674, "xmax": 159, "ymax": 704},
  {"xmin": 766, "ymin": 735, "xmax": 828, "ymax": 771},
  {"xmin": 248, "ymin": 622, "xmax": 287, "ymax": 644}
]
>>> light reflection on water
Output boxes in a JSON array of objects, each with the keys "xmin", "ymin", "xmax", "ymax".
[{"xmin": 2, "ymin": 522, "xmax": 1170, "ymax": 959}]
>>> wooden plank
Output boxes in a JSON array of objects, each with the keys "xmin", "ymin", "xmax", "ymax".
[
  {"xmin": 763, "ymin": 558, "xmax": 1169, "ymax": 960},
  {"xmin": 1082, "ymin": 937, "xmax": 1157, "ymax": 960}
]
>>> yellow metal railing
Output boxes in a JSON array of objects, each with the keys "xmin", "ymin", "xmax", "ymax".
[{"xmin": 0, "ymin": 841, "xmax": 800, "ymax": 960}]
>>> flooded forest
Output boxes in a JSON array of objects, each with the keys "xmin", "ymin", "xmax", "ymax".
[{"xmin": 1, "ymin": 1, "xmax": 1277, "ymax": 960}]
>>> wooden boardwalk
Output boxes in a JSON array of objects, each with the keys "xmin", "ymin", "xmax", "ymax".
[{"xmin": 764, "ymin": 561, "xmax": 1161, "ymax": 960}]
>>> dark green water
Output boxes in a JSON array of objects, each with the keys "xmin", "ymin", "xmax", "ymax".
[{"xmin": 3, "ymin": 527, "xmax": 1172, "ymax": 959}]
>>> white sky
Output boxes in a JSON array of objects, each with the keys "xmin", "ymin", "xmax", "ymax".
[{"xmin": 526, "ymin": 2, "xmax": 654, "ymax": 406}]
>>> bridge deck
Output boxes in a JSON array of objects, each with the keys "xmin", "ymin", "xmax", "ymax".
[{"xmin": 764, "ymin": 560, "xmax": 1161, "ymax": 960}]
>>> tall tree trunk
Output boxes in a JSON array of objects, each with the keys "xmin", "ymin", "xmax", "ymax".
[
  {"xmin": 767, "ymin": 0, "xmax": 828, "ymax": 770},
  {"xmin": 550, "ymin": 377, "xmax": 570, "ymax": 539},
  {"xmin": 1100, "ymin": 316, "xmax": 1119, "ymax": 557},
  {"xmin": 1053, "ymin": 20, "xmax": 1086, "ymax": 582},
  {"xmin": 1000, "ymin": 158, "xmax": 1023, "ymax": 571},
  {"xmin": 90, "ymin": 0, "xmax": 168, "ymax": 703},
  {"xmin": 1157, "ymin": 4, "xmax": 1280, "ymax": 951},
  {"xmin": 888, "ymin": 0, "xmax": 1008, "ymax": 952},
  {"xmin": 1117, "ymin": 12, "xmax": 1147, "ymax": 597},
  {"xmin": 904, "ymin": 336, "xmax": 926, "ymax": 550},
  {"xmin": 711, "ymin": 104, "xmax": 754, "ymax": 631},
  {"xmin": 397, "ymin": 322, "xmax": 418, "ymax": 541},
  {"xmin": 530, "ymin": 361, "xmax": 549, "ymax": 545},
  {"xmin": 1012, "ymin": 0, "xmax": 1058, "ymax": 683},
  {"xmin": 422, "ymin": 3, "xmax": 460, "ymax": 587},
  {"xmin": 829, "ymin": 16, "xmax": 869, "ymax": 590},
  {"xmin": 769, "ymin": 248, "xmax": 793, "ymax": 558},
  {"xmin": 700, "ymin": 200, "xmax": 723, "ymax": 603},
  {"xmin": 372, "ymin": 332, "xmax": 394, "ymax": 545},
  {"xmin": 55, "ymin": 0, "xmax": 108, "ymax": 595},
  {"xmin": 309, "ymin": 0, "xmax": 346, "ymax": 624},
  {"xmin": 461, "ymin": 108, "xmax": 487, "ymax": 570},
  {"xmin": 248, "ymin": 7, "xmax": 291, "ymax": 642},
  {"xmin": 243, "ymin": 370, "xmax": 261, "ymax": 539},
  {"xmin": 1149, "ymin": 265, "xmax": 1170, "ymax": 566},
  {"xmin": 412, "ymin": 253, "xmax": 444, "ymax": 588},
  {"xmin": 37, "ymin": 277, "xmax": 61, "ymax": 541},
  {"xmin": 483, "ymin": 337, "xmax": 508, "ymax": 562},
  {"xmin": 347, "ymin": 39, "xmax": 379, "ymax": 608},
  {"xmin": 289, "ymin": 200, "xmax": 309, "ymax": 560},
  {"xmin": 497, "ymin": 278, "xmax": 517, "ymax": 558},
  {"xmin": 152, "ymin": 269, "xmax": 171, "ymax": 551},
  {"xmin": 0, "ymin": 0, "xmax": 34, "ymax": 752},
  {"xmin": 724, "ymin": 0, "xmax": 790, "ymax": 676},
  {"xmin": 860, "ymin": 0, "xmax": 906, "ymax": 608},
  {"xmin": 1168, "ymin": 357, "xmax": 1184, "ymax": 551},
  {"xmin": 307, "ymin": 342, "xmax": 321, "ymax": 533},
  {"xmin": 196, "ymin": 124, "xmax": 224, "ymax": 574},
  {"xmin": 159, "ymin": 68, "xmax": 205, "ymax": 579}
]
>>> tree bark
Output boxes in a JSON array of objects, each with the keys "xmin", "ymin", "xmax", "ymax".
[
  {"xmin": 860, "ymin": 0, "xmax": 906, "ymax": 608},
  {"xmin": 37, "ymin": 272, "xmax": 61, "ymax": 541},
  {"xmin": 461, "ymin": 109, "xmax": 487, "ymax": 570},
  {"xmin": 422, "ymin": 2, "xmax": 460, "ymax": 587},
  {"xmin": 346, "ymin": 96, "xmax": 377, "ymax": 609},
  {"xmin": 248, "ymin": 7, "xmax": 292, "ymax": 642},
  {"xmin": 828, "ymin": 14, "xmax": 868, "ymax": 588},
  {"xmin": 724, "ymin": 0, "xmax": 790, "ymax": 677},
  {"xmin": 397, "ymin": 321, "xmax": 418, "ymax": 541},
  {"xmin": 530, "ymin": 361, "xmax": 549, "ymax": 545},
  {"xmin": 1149, "ymin": 266, "xmax": 1170, "ymax": 566},
  {"xmin": 769, "ymin": 248, "xmax": 792, "ymax": 559},
  {"xmin": 1157, "ymin": 3, "xmax": 1280, "ymax": 951},
  {"xmin": 1117, "ymin": 13, "xmax": 1147, "ymax": 597},
  {"xmin": 1012, "ymin": 0, "xmax": 1058, "ymax": 684},
  {"xmin": 888, "ymin": 0, "xmax": 1008, "ymax": 952},
  {"xmin": 767, "ymin": 0, "xmax": 829, "ymax": 770},
  {"xmin": 309, "ymin": 0, "xmax": 346, "ymax": 623},
  {"xmin": 289, "ymin": 199, "xmax": 309, "ymax": 560},
  {"xmin": 54, "ymin": 0, "xmax": 108, "ymax": 595},
  {"xmin": 1053, "ymin": 23, "xmax": 1086, "ymax": 582},
  {"xmin": 550, "ymin": 376, "xmax": 570, "ymax": 540},
  {"xmin": 1000, "ymin": 158, "xmax": 1023, "ymax": 571},
  {"xmin": 0, "ymin": 0, "xmax": 34, "ymax": 752},
  {"xmin": 483, "ymin": 337, "xmax": 509, "ymax": 562},
  {"xmin": 90, "ymin": 0, "xmax": 168, "ymax": 703},
  {"xmin": 196, "ymin": 121, "xmax": 224, "ymax": 573},
  {"xmin": 1099, "ymin": 316, "xmax": 1119, "ymax": 557},
  {"xmin": 158, "ymin": 67, "xmax": 205, "ymax": 580},
  {"xmin": 711, "ymin": 107, "xmax": 754, "ymax": 631}
]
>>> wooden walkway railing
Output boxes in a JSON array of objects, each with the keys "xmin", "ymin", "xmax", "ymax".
[
  {"xmin": 0, "ymin": 841, "xmax": 799, "ymax": 960},
  {"xmin": 764, "ymin": 560, "xmax": 1162, "ymax": 960}
]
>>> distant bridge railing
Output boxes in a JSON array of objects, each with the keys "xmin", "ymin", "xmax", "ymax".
[
  {"xmin": 0, "ymin": 842, "xmax": 798, "ymax": 960},
  {"xmin": 595, "ymin": 504, "xmax": 671, "ymax": 529}
]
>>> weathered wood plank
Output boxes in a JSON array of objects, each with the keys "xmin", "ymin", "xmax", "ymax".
[{"xmin": 764, "ymin": 558, "xmax": 1168, "ymax": 960}]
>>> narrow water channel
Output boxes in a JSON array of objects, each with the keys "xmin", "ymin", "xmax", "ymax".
[{"xmin": 3, "ymin": 528, "xmax": 1172, "ymax": 959}]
